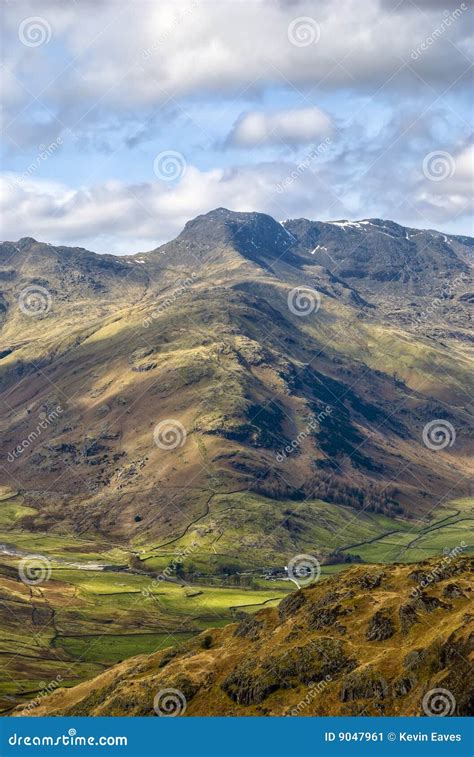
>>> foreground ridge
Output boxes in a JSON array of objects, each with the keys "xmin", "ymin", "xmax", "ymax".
[{"xmin": 17, "ymin": 556, "xmax": 474, "ymax": 717}]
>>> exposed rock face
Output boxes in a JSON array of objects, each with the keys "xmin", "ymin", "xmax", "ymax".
[
  {"xmin": 415, "ymin": 592, "xmax": 451, "ymax": 612},
  {"xmin": 443, "ymin": 583, "xmax": 465, "ymax": 599},
  {"xmin": 222, "ymin": 637, "xmax": 357, "ymax": 705},
  {"xmin": 357, "ymin": 572, "xmax": 384, "ymax": 590},
  {"xmin": 399, "ymin": 601, "xmax": 419, "ymax": 634},
  {"xmin": 269, "ymin": 638, "xmax": 357, "ymax": 686},
  {"xmin": 393, "ymin": 675, "xmax": 416, "ymax": 697},
  {"xmin": 234, "ymin": 613, "xmax": 264, "ymax": 641},
  {"xmin": 365, "ymin": 610, "xmax": 395, "ymax": 641},
  {"xmin": 278, "ymin": 591, "xmax": 306, "ymax": 621},
  {"xmin": 307, "ymin": 603, "xmax": 343, "ymax": 631},
  {"xmin": 340, "ymin": 666, "xmax": 389, "ymax": 702},
  {"xmin": 221, "ymin": 661, "xmax": 279, "ymax": 706},
  {"xmin": 400, "ymin": 589, "xmax": 453, "ymax": 634}
]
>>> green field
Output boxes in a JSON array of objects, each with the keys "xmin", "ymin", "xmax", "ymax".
[
  {"xmin": 54, "ymin": 633, "xmax": 195, "ymax": 664},
  {"xmin": 134, "ymin": 493, "xmax": 473, "ymax": 574},
  {"xmin": 0, "ymin": 542, "xmax": 289, "ymax": 712}
]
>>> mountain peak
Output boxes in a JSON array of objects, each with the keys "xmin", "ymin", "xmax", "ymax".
[
  {"xmin": 16, "ymin": 237, "xmax": 39, "ymax": 249},
  {"xmin": 157, "ymin": 207, "xmax": 298, "ymax": 265}
]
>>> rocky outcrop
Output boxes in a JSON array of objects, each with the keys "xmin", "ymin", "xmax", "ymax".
[
  {"xmin": 221, "ymin": 661, "xmax": 279, "ymax": 705},
  {"xmin": 340, "ymin": 666, "xmax": 389, "ymax": 702},
  {"xmin": 357, "ymin": 572, "xmax": 384, "ymax": 590},
  {"xmin": 443, "ymin": 583, "xmax": 465, "ymax": 599},
  {"xmin": 221, "ymin": 637, "xmax": 356, "ymax": 705},
  {"xmin": 278, "ymin": 591, "xmax": 306, "ymax": 621},
  {"xmin": 365, "ymin": 610, "xmax": 395, "ymax": 641},
  {"xmin": 399, "ymin": 601, "xmax": 419, "ymax": 634},
  {"xmin": 234, "ymin": 613, "xmax": 264, "ymax": 641},
  {"xmin": 307, "ymin": 603, "xmax": 343, "ymax": 631}
]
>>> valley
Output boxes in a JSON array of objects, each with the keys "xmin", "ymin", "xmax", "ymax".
[
  {"xmin": 0, "ymin": 209, "xmax": 472, "ymax": 715},
  {"xmin": 0, "ymin": 486, "xmax": 472, "ymax": 711}
]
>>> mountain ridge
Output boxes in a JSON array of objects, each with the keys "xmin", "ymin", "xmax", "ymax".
[
  {"xmin": 0, "ymin": 209, "xmax": 472, "ymax": 714},
  {"xmin": 4, "ymin": 208, "xmax": 472, "ymax": 263}
]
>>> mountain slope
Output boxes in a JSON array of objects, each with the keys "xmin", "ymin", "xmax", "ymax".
[
  {"xmin": 0, "ymin": 210, "xmax": 472, "ymax": 570},
  {"xmin": 17, "ymin": 556, "xmax": 474, "ymax": 717}
]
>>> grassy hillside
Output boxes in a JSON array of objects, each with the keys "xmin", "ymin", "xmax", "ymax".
[{"xmin": 16, "ymin": 555, "xmax": 473, "ymax": 717}]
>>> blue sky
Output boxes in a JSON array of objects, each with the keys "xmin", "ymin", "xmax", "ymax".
[{"xmin": 1, "ymin": 0, "xmax": 473, "ymax": 253}]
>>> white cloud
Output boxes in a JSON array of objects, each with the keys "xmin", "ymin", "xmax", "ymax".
[
  {"xmin": 1, "ymin": 1, "xmax": 471, "ymax": 253},
  {"xmin": 2, "ymin": 0, "xmax": 472, "ymax": 146},
  {"xmin": 413, "ymin": 143, "xmax": 474, "ymax": 223},
  {"xmin": 0, "ymin": 168, "xmax": 284, "ymax": 253},
  {"xmin": 2, "ymin": 135, "xmax": 472, "ymax": 254},
  {"xmin": 228, "ymin": 107, "xmax": 333, "ymax": 147},
  {"xmin": 454, "ymin": 143, "xmax": 474, "ymax": 180}
]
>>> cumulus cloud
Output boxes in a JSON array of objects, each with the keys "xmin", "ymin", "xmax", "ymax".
[
  {"xmin": 1, "ymin": 0, "xmax": 472, "ymax": 247},
  {"xmin": 228, "ymin": 107, "xmax": 333, "ymax": 147},
  {"xmin": 0, "ymin": 168, "xmax": 289, "ymax": 254},
  {"xmin": 413, "ymin": 142, "xmax": 474, "ymax": 223},
  {"xmin": 2, "ymin": 0, "xmax": 472, "ymax": 146}
]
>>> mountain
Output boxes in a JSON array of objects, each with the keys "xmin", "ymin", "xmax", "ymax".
[
  {"xmin": 16, "ymin": 555, "xmax": 474, "ymax": 717},
  {"xmin": 0, "ymin": 210, "xmax": 472, "ymax": 572},
  {"xmin": 281, "ymin": 218, "xmax": 472, "ymax": 294},
  {"xmin": 1, "ymin": 209, "xmax": 473, "ymax": 714}
]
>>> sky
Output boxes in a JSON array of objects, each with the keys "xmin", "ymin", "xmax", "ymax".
[{"xmin": 1, "ymin": 0, "xmax": 473, "ymax": 254}]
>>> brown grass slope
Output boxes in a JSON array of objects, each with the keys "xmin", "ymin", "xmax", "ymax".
[{"xmin": 19, "ymin": 556, "xmax": 473, "ymax": 717}]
